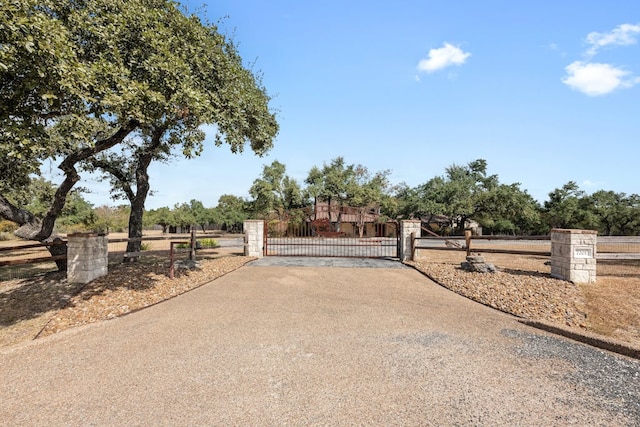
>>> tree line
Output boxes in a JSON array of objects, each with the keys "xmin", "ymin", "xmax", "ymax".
[
  {"xmin": 4, "ymin": 157, "xmax": 637, "ymax": 240},
  {"xmin": 245, "ymin": 157, "xmax": 640, "ymax": 236}
]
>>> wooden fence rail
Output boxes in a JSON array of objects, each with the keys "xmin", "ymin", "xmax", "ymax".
[
  {"xmin": 413, "ymin": 234, "xmax": 552, "ymax": 257},
  {"xmin": 0, "ymin": 235, "xmax": 223, "ymax": 268},
  {"xmin": 0, "ymin": 240, "xmax": 67, "ymax": 252},
  {"xmin": 0, "ymin": 255, "xmax": 68, "ymax": 267},
  {"xmin": 413, "ymin": 234, "xmax": 640, "ymax": 260}
]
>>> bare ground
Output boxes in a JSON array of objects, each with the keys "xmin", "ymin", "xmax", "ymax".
[{"xmin": 1, "ymin": 245, "xmax": 639, "ymax": 351}]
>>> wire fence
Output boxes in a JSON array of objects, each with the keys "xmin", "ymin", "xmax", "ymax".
[
  {"xmin": 596, "ymin": 236, "xmax": 640, "ymax": 278},
  {"xmin": 0, "ymin": 234, "xmax": 244, "ymax": 282},
  {"xmin": 0, "ymin": 242, "xmax": 62, "ymax": 281},
  {"xmin": 414, "ymin": 235, "xmax": 640, "ymax": 278}
]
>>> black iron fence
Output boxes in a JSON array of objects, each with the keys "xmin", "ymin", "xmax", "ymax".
[{"xmin": 264, "ymin": 220, "xmax": 399, "ymax": 258}]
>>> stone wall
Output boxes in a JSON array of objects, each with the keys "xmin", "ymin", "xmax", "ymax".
[
  {"xmin": 550, "ymin": 229, "xmax": 597, "ymax": 283},
  {"xmin": 244, "ymin": 220, "xmax": 264, "ymax": 257},
  {"xmin": 400, "ymin": 220, "xmax": 422, "ymax": 261},
  {"xmin": 67, "ymin": 233, "xmax": 108, "ymax": 284}
]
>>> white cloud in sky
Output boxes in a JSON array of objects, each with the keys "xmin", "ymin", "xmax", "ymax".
[
  {"xmin": 562, "ymin": 61, "xmax": 639, "ymax": 96},
  {"xmin": 585, "ymin": 23, "xmax": 640, "ymax": 57},
  {"xmin": 563, "ymin": 23, "xmax": 640, "ymax": 96},
  {"xmin": 417, "ymin": 43, "xmax": 471, "ymax": 73}
]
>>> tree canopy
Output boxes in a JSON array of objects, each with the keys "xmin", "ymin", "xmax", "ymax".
[
  {"xmin": 241, "ymin": 157, "xmax": 394, "ymax": 234},
  {"xmin": 249, "ymin": 160, "xmax": 304, "ymax": 219},
  {"xmin": 211, "ymin": 194, "xmax": 249, "ymax": 232},
  {"xmin": 395, "ymin": 159, "xmax": 542, "ymax": 235},
  {"xmin": 0, "ymin": 0, "xmax": 278, "ymax": 244}
]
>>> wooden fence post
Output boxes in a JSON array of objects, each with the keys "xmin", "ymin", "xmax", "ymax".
[{"xmin": 411, "ymin": 232, "xmax": 416, "ymax": 260}]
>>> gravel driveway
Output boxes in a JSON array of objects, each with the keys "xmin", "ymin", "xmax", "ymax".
[{"xmin": 1, "ymin": 262, "xmax": 639, "ymax": 426}]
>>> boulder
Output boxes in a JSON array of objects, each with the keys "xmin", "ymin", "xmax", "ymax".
[{"xmin": 461, "ymin": 254, "xmax": 496, "ymax": 273}]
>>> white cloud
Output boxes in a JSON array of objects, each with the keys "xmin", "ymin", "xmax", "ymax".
[
  {"xmin": 586, "ymin": 23, "xmax": 640, "ymax": 56},
  {"xmin": 582, "ymin": 180, "xmax": 600, "ymax": 188},
  {"xmin": 417, "ymin": 43, "xmax": 471, "ymax": 73},
  {"xmin": 562, "ymin": 61, "xmax": 640, "ymax": 96},
  {"xmin": 548, "ymin": 42, "xmax": 567, "ymax": 58}
]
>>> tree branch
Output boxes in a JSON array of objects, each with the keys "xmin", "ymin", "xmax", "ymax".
[
  {"xmin": 28, "ymin": 119, "xmax": 140, "ymax": 241},
  {"xmin": 0, "ymin": 194, "xmax": 38, "ymax": 229},
  {"xmin": 89, "ymin": 158, "xmax": 135, "ymax": 202}
]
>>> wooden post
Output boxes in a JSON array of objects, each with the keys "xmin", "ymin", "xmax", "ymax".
[
  {"xmin": 411, "ymin": 232, "xmax": 416, "ymax": 261},
  {"xmin": 189, "ymin": 227, "xmax": 196, "ymax": 261},
  {"xmin": 465, "ymin": 229, "xmax": 472, "ymax": 256},
  {"xmin": 169, "ymin": 241, "xmax": 176, "ymax": 279}
]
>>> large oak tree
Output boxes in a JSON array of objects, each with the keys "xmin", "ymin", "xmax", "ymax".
[
  {"xmin": 1, "ymin": 0, "xmax": 278, "ymax": 260},
  {"xmin": 396, "ymin": 159, "xmax": 542, "ymax": 235}
]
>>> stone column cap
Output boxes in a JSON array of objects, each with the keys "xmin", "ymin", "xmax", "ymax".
[
  {"xmin": 67, "ymin": 232, "xmax": 108, "ymax": 237},
  {"xmin": 550, "ymin": 228, "xmax": 597, "ymax": 235}
]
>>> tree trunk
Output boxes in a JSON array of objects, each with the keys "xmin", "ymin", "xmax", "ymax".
[
  {"xmin": 48, "ymin": 237, "xmax": 68, "ymax": 271},
  {"xmin": 123, "ymin": 127, "xmax": 164, "ymax": 262},
  {"xmin": 357, "ymin": 207, "xmax": 366, "ymax": 238},
  {"xmin": 125, "ymin": 202, "xmax": 144, "ymax": 262},
  {"xmin": 124, "ymin": 159, "xmax": 152, "ymax": 262}
]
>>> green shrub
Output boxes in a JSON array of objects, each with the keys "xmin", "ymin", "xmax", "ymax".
[
  {"xmin": 140, "ymin": 242, "xmax": 151, "ymax": 251},
  {"xmin": 175, "ymin": 239, "xmax": 218, "ymax": 250},
  {"xmin": 199, "ymin": 238, "xmax": 219, "ymax": 248},
  {"xmin": 57, "ymin": 223, "xmax": 91, "ymax": 234}
]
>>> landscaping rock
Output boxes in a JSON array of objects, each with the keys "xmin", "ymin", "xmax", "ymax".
[
  {"xmin": 461, "ymin": 255, "xmax": 496, "ymax": 273},
  {"xmin": 175, "ymin": 259, "xmax": 202, "ymax": 270}
]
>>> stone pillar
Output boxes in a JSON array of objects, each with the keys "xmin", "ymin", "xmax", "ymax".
[
  {"xmin": 244, "ymin": 220, "xmax": 264, "ymax": 257},
  {"xmin": 67, "ymin": 233, "xmax": 108, "ymax": 284},
  {"xmin": 400, "ymin": 220, "xmax": 422, "ymax": 261},
  {"xmin": 550, "ymin": 229, "xmax": 597, "ymax": 283}
]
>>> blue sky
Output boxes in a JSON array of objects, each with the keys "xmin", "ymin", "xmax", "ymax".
[{"xmin": 73, "ymin": 0, "xmax": 640, "ymax": 209}]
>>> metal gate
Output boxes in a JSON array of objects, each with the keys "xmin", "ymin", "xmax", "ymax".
[{"xmin": 264, "ymin": 219, "xmax": 399, "ymax": 258}]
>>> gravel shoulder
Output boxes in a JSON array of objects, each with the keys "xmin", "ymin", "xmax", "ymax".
[{"xmin": 407, "ymin": 250, "xmax": 640, "ymax": 351}]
